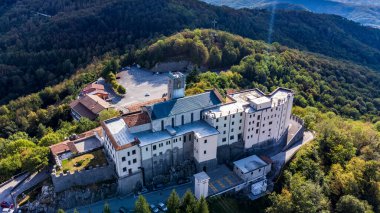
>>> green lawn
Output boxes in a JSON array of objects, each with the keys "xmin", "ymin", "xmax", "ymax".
[{"xmin": 57, "ymin": 149, "xmax": 107, "ymax": 174}]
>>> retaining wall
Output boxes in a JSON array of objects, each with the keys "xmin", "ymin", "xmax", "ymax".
[{"xmin": 51, "ymin": 163, "xmax": 115, "ymax": 192}]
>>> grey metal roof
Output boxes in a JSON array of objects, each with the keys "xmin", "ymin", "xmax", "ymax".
[
  {"xmin": 233, "ymin": 155, "xmax": 268, "ymax": 174},
  {"xmin": 148, "ymin": 91, "xmax": 222, "ymax": 120}
]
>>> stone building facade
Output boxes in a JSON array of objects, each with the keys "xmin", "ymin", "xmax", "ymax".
[{"xmin": 100, "ymin": 72, "xmax": 295, "ymax": 194}]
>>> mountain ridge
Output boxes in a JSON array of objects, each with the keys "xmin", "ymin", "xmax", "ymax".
[{"xmin": 202, "ymin": 0, "xmax": 380, "ymax": 28}]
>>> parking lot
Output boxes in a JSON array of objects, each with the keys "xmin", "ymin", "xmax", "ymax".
[
  {"xmin": 110, "ymin": 67, "xmax": 168, "ymax": 111},
  {"xmin": 71, "ymin": 182, "xmax": 192, "ymax": 213}
]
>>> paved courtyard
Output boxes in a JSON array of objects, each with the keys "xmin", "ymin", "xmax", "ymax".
[{"xmin": 110, "ymin": 67, "xmax": 168, "ymax": 111}]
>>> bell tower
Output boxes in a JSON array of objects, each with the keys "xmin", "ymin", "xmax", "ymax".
[{"xmin": 167, "ymin": 72, "xmax": 186, "ymax": 100}]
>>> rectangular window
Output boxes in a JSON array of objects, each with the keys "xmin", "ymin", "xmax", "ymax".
[
  {"xmin": 216, "ymin": 126, "xmax": 218, "ymax": 130},
  {"xmin": 172, "ymin": 117, "xmax": 175, "ymax": 127},
  {"xmin": 232, "ymin": 115, "xmax": 235, "ymax": 118},
  {"xmin": 223, "ymin": 131, "xmax": 226, "ymax": 134},
  {"xmin": 127, "ymin": 152, "xmax": 130, "ymax": 156},
  {"xmin": 239, "ymin": 119, "xmax": 242, "ymax": 123},
  {"xmin": 204, "ymin": 150, "xmax": 207, "ymax": 154},
  {"xmin": 184, "ymin": 135, "xmax": 186, "ymax": 142},
  {"xmin": 230, "ymin": 135, "xmax": 234, "ymax": 140},
  {"xmin": 256, "ymin": 129, "xmax": 259, "ymax": 134},
  {"xmin": 153, "ymin": 145, "xmax": 156, "ymax": 150},
  {"xmin": 269, "ymin": 121, "xmax": 272, "ymax": 125},
  {"xmin": 224, "ymin": 124, "xmax": 227, "ymax": 127},
  {"xmin": 189, "ymin": 134, "xmax": 192, "ymax": 141},
  {"xmin": 258, "ymin": 115, "xmax": 261, "ymax": 120},
  {"xmin": 182, "ymin": 115, "xmax": 184, "ymax": 125},
  {"xmin": 224, "ymin": 117, "xmax": 227, "ymax": 120},
  {"xmin": 222, "ymin": 138, "xmax": 227, "ymax": 142},
  {"xmin": 232, "ymin": 121, "xmax": 235, "ymax": 125},
  {"xmin": 123, "ymin": 167, "xmax": 127, "ymax": 172},
  {"xmin": 231, "ymin": 128, "xmax": 234, "ymax": 132},
  {"xmin": 128, "ymin": 160, "xmax": 131, "ymax": 165},
  {"xmin": 122, "ymin": 157, "xmax": 126, "ymax": 162},
  {"xmin": 216, "ymin": 118, "xmax": 219, "ymax": 122},
  {"xmin": 128, "ymin": 168, "xmax": 132, "ymax": 174},
  {"xmin": 132, "ymin": 150, "xmax": 136, "ymax": 155},
  {"xmin": 191, "ymin": 113, "xmax": 194, "ymax": 122},
  {"xmin": 133, "ymin": 158, "xmax": 137, "ymax": 163},
  {"xmin": 204, "ymin": 139, "xmax": 207, "ymax": 143},
  {"xmin": 257, "ymin": 122, "xmax": 260, "ymax": 127},
  {"xmin": 239, "ymin": 126, "xmax": 241, "ymax": 130},
  {"xmin": 146, "ymin": 147, "xmax": 148, "ymax": 151},
  {"xmin": 161, "ymin": 120, "xmax": 164, "ymax": 131},
  {"xmin": 240, "ymin": 112, "xmax": 243, "ymax": 116}
]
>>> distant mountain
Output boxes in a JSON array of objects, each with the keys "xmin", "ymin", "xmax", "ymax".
[{"xmin": 202, "ymin": 0, "xmax": 380, "ymax": 28}]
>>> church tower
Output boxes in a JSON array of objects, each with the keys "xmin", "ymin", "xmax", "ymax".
[{"xmin": 167, "ymin": 72, "xmax": 186, "ymax": 100}]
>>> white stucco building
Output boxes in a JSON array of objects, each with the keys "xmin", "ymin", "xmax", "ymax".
[{"xmin": 100, "ymin": 72, "xmax": 294, "ymax": 193}]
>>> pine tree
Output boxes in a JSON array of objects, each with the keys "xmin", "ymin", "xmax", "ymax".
[
  {"xmin": 57, "ymin": 209, "xmax": 65, "ymax": 213},
  {"xmin": 103, "ymin": 202, "xmax": 111, "ymax": 213},
  {"xmin": 135, "ymin": 195, "xmax": 151, "ymax": 213},
  {"xmin": 181, "ymin": 190, "xmax": 197, "ymax": 213},
  {"xmin": 196, "ymin": 197, "xmax": 209, "ymax": 213},
  {"xmin": 167, "ymin": 189, "xmax": 181, "ymax": 213}
]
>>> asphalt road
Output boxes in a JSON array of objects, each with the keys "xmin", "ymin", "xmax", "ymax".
[
  {"xmin": 0, "ymin": 173, "xmax": 29, "ymax": 210},
  {"xmin": 69, "ymin": 182, "xmax": 193, "ymax": 213}
]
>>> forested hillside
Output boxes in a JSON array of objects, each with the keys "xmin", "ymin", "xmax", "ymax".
[
  {"xmin": 1, "ymin": 0, "xmax": 380, "ymax": 103},
  {"xmin": 267, "ymin": 107, "xmax": 380, "ymax": 213},
  {"xmin": 0, "ymin": 28, "xmax": 380, "ymax": 212},
  {"xmin": 136, "ymin": 29, "xmax": 380, "ymax": 121}
]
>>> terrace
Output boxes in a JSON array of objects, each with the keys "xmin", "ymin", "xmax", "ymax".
[{"xmin": 56, "ymin": 149, "xmax": 108, "ymax": 174}]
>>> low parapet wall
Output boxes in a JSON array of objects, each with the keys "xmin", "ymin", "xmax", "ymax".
[
  {"xmin": 51, "ymin": 163, "xmax": 116, "ymax": 192},
  {"xmin": 282, "ymin": 115, "xmax": 305, "ymax": 151}
]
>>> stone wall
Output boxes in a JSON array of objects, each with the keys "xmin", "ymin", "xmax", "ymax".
[
  {"xmin": 194, "ymin": 158, "xmax": 217, "ymax": 173},
  {"xmin": 151, "ymin": 61, "xmax": 192, "ymax": 73},
  {"xmin": 282, "ymin": 115, "xmax": 305, "ymax": 151},
  {"xmin": 117, "ymin": 172, "xmax": 143, "ymax": 195},
  {"xmin": 142, "ymin": 147, "xmax": 184, "ymax": 182},
  {"xmin": 51, "ymin": 163, "xmax": 116, "ymax": 192},
  {"xmin": 216, "ymin": 141, "xmax": 245, "ymax": 164}
]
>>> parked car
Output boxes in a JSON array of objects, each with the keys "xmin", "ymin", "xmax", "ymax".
[
  {"xmin": 157, "ymin": 202, "xmax": 168, "ymax": 212},
  {"xmin": 119, "ymin": 207, "xmax": 128, "ymax": 213},
  {"xmin": 1, "ymin": 201, "xmax": 11, "ymax": 208},
  {"xmin": 2, "ymin": 208, "xmax": 14, "ymax": 213},
  {"xmin": 149, "ymin": 204, "xmax": 159, "ymax": 213}
]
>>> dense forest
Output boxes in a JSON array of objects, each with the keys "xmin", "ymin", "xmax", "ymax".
[
  {"xmin": 1, "ymin": 0, "xmax": 380, "ymax": 103},
  {"xmin": 267, "ymin": 107, "xmax": 380, "ymax": 213},
  {"xmin": 136, "ymin": 29, "xmax": 380, "ymax": 121}
]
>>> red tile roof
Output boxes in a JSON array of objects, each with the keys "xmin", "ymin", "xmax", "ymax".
[
  {"xmin": 49, "ymin": 127, "xmax": 103, "ymax": 156},
  {"xmin": 126, "ymin": 98, "xmax": 166, "ymax": 113},
  {"xmin": 83, "ymin": 83, "xmax": 104, "ymax": 91},
  {"xmin": 123, "ymin": 111, "xmax": 150, "ymax": 127},
  {"xmin": 70, "ymin": 94, "xmax": 110, "ymax": 119}
]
